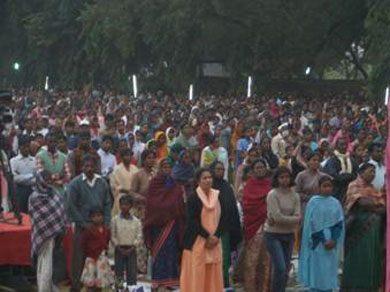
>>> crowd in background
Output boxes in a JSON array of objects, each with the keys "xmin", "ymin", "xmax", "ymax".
[{"xmin": 1, "ymin": 89, "xmax": 387, "ymax": 292}]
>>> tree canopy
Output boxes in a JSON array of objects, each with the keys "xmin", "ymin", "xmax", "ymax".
[{"xmin": 0, "ymin": 0, "xmax": 388, "ymax": 98}]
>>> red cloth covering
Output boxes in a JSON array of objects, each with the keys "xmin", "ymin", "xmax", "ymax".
[
  {"xmin": 143, "ymin": 173, "xmax": 185, "ymax": 248},
  {"xmin": 242, "ymin": 177, "xmax": 271, "ymax": 241},
  {"xmin": 81, "ymin": 226, "xmax": 110, "ymax": 260},
  {"xmin": 0, "ymin": 213, "xmax": 31, "ymax": 265},
  {"xmin": 0, "ymin": 213, "xmax": 73, "ymax": 278}
]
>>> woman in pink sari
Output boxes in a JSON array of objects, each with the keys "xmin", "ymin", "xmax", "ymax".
[{"xmin": 180, "ymin": 168, "xmax": 225, "ymax": 292}]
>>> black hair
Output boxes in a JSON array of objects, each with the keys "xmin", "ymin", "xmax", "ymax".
[
  {"xmin": 119, "ymin": 194, "xmax": 134, "ymax": 205},
  {"xmin": 195, "ymin": 167, "xmax": 212, "ymax": 182},
  {"xmin": 358, "ymin": 162, "xmax": 375, "ymax": 175},
  {"xmin": 120, "ymin": 147, "xmax": 133, "ymax": 157},
  {"xmin": 208, "ymin": 135, "xmax": 218, "ymax": 145},
  {"xmin": 250, "ymin": 159, "xmax": 267, "ymax": 171},
  {"xmin": 18, "ymin": 135, "xmax": 31, "ymax": 146},
  {"xmin": 242, "ymin": 165, "xmax": 252, "ymax": 182},
  {"xmin": 101, "ymin": 135, "xmax": 113, "ymax": 143},
  {"xmin": 79, "ymin": 131, "xmax": 91, "ymax": 139},
  {"xmin": 307, "ymin": 152, "xmax": 320, "ymax": 162},
  {"xmin": 140, "ymin": 149, "xmax": 156, "ymax": 167},
  {"xmin": 271, "ymin": 166, "xmax": 293, "ymax": 188},
  {"xmin": 82, "ymin": 154, "xmax": 96, "ymax": 166},
  {"xmin": 368, "ymin": 142, "xmax": 382, "ymax": 153},
  {"xmin": 89, "ymin": 207, "xmax": 103, "ymax": 217},
  {"xmin": 318, "ymin": 175, "xmax": 333, "ymax": 187}
]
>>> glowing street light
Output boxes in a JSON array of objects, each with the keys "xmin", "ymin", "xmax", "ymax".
[
  {"xmin": 305, "ymin": 66, "xmax": 311, "ymax": 75},
  {"xmin": 13, "ymin": 62, "xmax": 20, "ymax": 71},
  {"xmin": 385, "ymin": 86, "xmax": 389, "ymax": 105},
  {"xmin": 45, "ymin": 76, "xmax": 49, "ymax": 90},
  {"xmin": 247, "ymin": 76, "xmax": 252, "ymax": 98},
  {"xmin": 189, "ymin": 84, "xmax": 194, "ymax": 100},
  {"xmin": 132, "ymin": 75, "xmax": 138, "ymax": 98}
]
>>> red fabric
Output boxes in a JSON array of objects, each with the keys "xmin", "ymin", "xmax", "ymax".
[
  {"xmin": 143, "ymin": 173, "xmax": 185, "ymax": 248},
  {"xmin": 198, "ymin": 122, "xmax": 212, "ymax": 150},
  {"xmin": 81, "ymin": 226, "xmax": 110, "ymax": 260},
  {"xmin": 0, "ymin": 213, "xmax": 31, "ymax": 265},
  {"xmin": 242, "ymin": 177, "xmax": 271, "ymax": 241},
  {"xmin": 0, "ymin": 212, "xmax": 72, "ymax": 277}
]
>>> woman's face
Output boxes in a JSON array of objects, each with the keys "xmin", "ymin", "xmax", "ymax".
[
  {"xmin": 145, "ymin": 153, "xmax": 156, "ymax": 168},
  {"xmin": 361, "ymin": 166, "xmax": 375, "ymax": 184},
  {"xmin": 168, "ymin": 129, "xmax": 175, "ymax": 140},
  {"xmin": 182, "ymin": 151, "xmax": 192, "ymax": 164},
  {"xmin": 213, "ymin": 163, "xmax": 225, "ymax": 180},
  {"xmin": 354, "ymin": 145, "xmax": 366, "ymax": 159},
  {"xmin": 308, "ymin": 155, "xmax": 320, "ymax": 171},
  {"xmin": 161, "ymin": 162, "xmax": 171, "ymax": 176},
  {"xmin": 254, "ymin": 161, "xmax": 267, "ymax": 179},
  {"xmin": 199, "ymin": 171, "xmax": 213, "ymax": 190},
  {"xmin": 278, "ymin": 172, "xmax": 291, "ymax": 188},
  {"xmin": 320, "ymin": 180, "xmax": 333, "ymax": 196}
]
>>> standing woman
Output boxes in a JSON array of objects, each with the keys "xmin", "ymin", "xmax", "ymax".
[
  {"xmin": 341, "ymin": 163, "xmax": 386, "ymax": 292},
  {"xmin": 242, "ymin": 159, "xmax": 272, "ymax": 292},
  {"xmin": 144, "ymin": 159, "xmax": 186, "ymax": 290},
  {"xmin": 264, "ymin": 167, "xmax": 300, "ymax": 292},
  {"xmin": 210, "ymin": 161, "xmax": 242, "ymax": 288},
  {"xmin": 180, "ymin": 168, "xmax": 225, "ymax": 292}
]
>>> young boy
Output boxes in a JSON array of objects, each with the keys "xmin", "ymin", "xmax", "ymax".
[{"xmin": 111, "ymin": 194, "xmax": 143, "ymax": 287}]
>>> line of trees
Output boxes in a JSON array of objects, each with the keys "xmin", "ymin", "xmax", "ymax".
[{"xmin": 0, "ymin": 0, "xmax": 388, "ymax": 98}]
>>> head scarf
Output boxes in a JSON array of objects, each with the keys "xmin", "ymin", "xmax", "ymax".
[
  {"xmin": 172, "ymin": 150, "xmax": 195, "ymax": 183},
  {"xmin": 242, "ymin": 175, "xmax": 272, "ymax": 241},
  {"xmin": 143, "ymin": 161, "xmax": 185, "ymax": 249},
  {"xmin": 167, "ymin": 143, "xmax": 183, "ymax": 167},
  {"xmin": 165, "ymin": 127, "xmax": 176, "ymax": 147},
  {"xmin": 154, "ymin": 131, "xmax": 169, "ymax": 159}
]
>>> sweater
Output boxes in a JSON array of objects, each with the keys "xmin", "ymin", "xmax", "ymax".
[
  {"xmin": 182, "ymin": 192, "xmax": 227, "ymax": 250},
  {"xmin": 264, "ymin": 188, "xmax": 300, "ymax": 234},
  {"xmin": 81, "ymin": 226, "xmax": 110, "ymax": 260},
  {"xmin": 67, "ymin": 174, "xmax": 112, "ymax": 228}
]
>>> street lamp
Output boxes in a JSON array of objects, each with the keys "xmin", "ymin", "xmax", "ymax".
[{"xmin": 13, "ymin": 62, "xmax": 20, "ymax": 71}]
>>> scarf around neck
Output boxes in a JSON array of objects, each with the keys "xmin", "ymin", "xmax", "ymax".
[{"xmin": 334, "ymin": 150, "xmax": 352, "ymax": 174}]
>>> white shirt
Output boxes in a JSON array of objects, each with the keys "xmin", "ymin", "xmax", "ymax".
[
  {"xmin": 10, "ymin": 154, "xmax": 36, "ymax": 185},
  {"xmin": 97, "ymin": 149, "xmax": 116, "ymax": 178},
  {"xmin": 81, "ymin": 173, "xmax": 101, "ymax": 187},
  {"xmin": 369, "ymin": 159, "xmax": 385, "ymax": 190}
]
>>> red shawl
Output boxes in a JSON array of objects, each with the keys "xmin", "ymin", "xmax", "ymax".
[
  {"xmin": 143, "ymin": 173, "xmax": 185, "ymax": 248},
  {"xmin": 242, "ymin": 177, "xmax": 271, "ymax": 241}
]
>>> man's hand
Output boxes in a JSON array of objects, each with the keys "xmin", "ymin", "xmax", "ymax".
[{"xmin": 324, "ymin": 239, "xmax": 336, "ymax": 250}]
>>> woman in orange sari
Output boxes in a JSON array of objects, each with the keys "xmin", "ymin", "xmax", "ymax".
[
  {"xmin": 180, "ymin": 168, "xmax": 225, "ymax": 292},
  {"xmin": 155, "ymin": 131, "xmax": 169, "ymax": 160}
]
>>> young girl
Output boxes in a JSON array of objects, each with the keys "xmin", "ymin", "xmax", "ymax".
[
  {"xmin": 298, "ymin": 176, "xmax": 345, "ymax": 292},
  {"xmin": 264, "ymin": 166, "xmax": 300, "ymax": 292},
  {"xmin": 81, "ymin": 208, "xmax": 114, "ymax": 291}
]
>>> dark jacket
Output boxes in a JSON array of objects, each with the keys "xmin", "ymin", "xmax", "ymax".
[
  {"xmin": 323, "ymin": 156, "xmax": 358, "ymax": 200},
  {"xmin": 182, "ymin": 190, "xmax": 227, "ymax": 250}
]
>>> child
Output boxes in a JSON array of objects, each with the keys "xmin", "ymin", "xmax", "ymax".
[
  {"xmin": 81, "ymin": 207, "xmax": 113, "ymax": 291},
  {"xmin": 111, "ymin": 194, "xmax": 143, "ymax": 288},
  {"xmin": 298, "ymin": 176, "xmax": 345, "ymax": 292}
]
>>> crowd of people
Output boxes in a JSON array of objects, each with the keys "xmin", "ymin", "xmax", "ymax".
[{"xmin": 1, "ymin": 89, "xmax": 387, "ymax": 292}]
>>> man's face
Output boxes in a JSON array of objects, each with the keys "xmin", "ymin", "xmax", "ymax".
[
  {"xmin": 372, "ymin": 146, "xmax": 383, "ymax": 162},
  {"xmin": 82, "ymin": 160, "xmax": 95, "ymax": 178},
  {"xmin": 20, "ymin": 144, "xmax": 30, "ymax": 157},
  {"xmin": 102, "ymin": 140, "xmax": 112, "ymax": 152},
  {"xmin": 24, "ymin": 120, "xmax": 32, "ymax": 131},
  {"xmin": 79, "ymin": 136, "xmax": 90, "ymax": 149},
  {"xmin": 46, "ymin": 136, "xmax": 57, "ymax": 152}
]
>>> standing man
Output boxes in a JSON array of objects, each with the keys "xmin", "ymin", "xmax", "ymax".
[
  {"xmin": 36, "ymin": 132, "xmax": 70, "ymax": 197},
  {"xmin": 29, "ymin": 170, "xmax": 67, "ymax": 292},
  {"xmin": 10, "ymin": 135, "xmax": 36, "ymax": 213},
  {"xmin": 368, "ymin": 143, "xmax": 385, "ymax": 190},
  {"xmin": 97, "ymin": 135, "xmax": 116, "ymax": 179},
  {"xmin": 67, "ymin": 154, "xmax": 112, "ymax": 292},
  {"xmin": 271, "ymin": 123, "xmax": 290, "ymax": 160}
]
